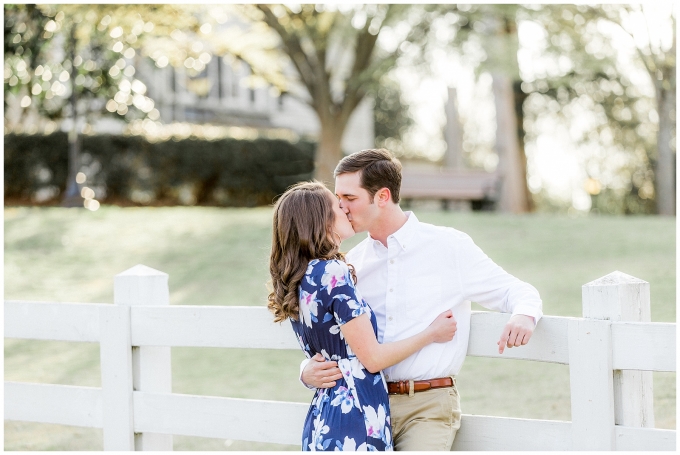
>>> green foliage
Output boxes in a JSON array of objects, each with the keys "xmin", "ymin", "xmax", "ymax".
[
  {"xmin": 236, "ymin": 5, "xmax": 440, "ymax": 102},
  {"xmin": 4, "ymin": 133, "xmax": 315, "ymax": 207},
  {"xmin": 430, "ymin": 4, "xmax": 665, "ymax": 214},
  {"xmin": 230, "ymin": 5, "xmax": 446, "ymax": 180},
  {"xmin": 372, "ymin": 74, "xmax": 413, "ymax": 152},
  {"xmin": 4, "ymin": 5, "xmax": 51, "ymax": 95},
  {"xmin": 3, "ymin": 4, "xmax": 203, "ymax": 131},
  {"xmin": 523, "ymin": 4, "xmax": 660, "ymax": 214}
]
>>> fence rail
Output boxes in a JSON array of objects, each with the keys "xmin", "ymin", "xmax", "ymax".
[
  {"xmin": 4, "ymin": 265, "xmax": 677, "ymax": 451},
  {"xmin": 6, "ymin": 301, "xmax": 676, "ymax": 371}
]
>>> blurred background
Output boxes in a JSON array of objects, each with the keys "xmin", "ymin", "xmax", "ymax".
[
  {"xmin": 4, "ymin": 3, "xmax": 676, "ymax": 451},
  {"xmin": 4, "ymin": 3, "xmax": 676, "ymax": 214}
]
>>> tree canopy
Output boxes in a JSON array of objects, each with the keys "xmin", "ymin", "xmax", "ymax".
[
  {"xmin": 4, "ymin": 4, "xmax": 674, "ymax": 214},
  {"xmin": 412, "ymin": 4, "xmax": 674, "ymax": 214},
  {"xmin": 220, "ymin": 4, "xmax": 442, "ymax": 184}
]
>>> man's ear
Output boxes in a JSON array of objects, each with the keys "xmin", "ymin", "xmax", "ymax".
[{"xmin": 375, "ymin": 188, "xmax": 391, "ymax": 207}]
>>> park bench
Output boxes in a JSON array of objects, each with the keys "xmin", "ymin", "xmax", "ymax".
[{"xmin": 400, "ymin": 168, "xmax": 500, "ymax": 210}]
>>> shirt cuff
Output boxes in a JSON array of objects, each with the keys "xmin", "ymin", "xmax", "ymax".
[
  {"xmin": 299, "ymin": 358, "xmax": 316, "ymax": 390},
  {"xmin": 511, "ymin": 305, "xmax": 542, "ymax": 325}
]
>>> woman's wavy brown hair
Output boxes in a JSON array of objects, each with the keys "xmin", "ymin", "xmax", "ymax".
[{"xmin": 268, "ymin": 181, "xmax": 355, "ymax": 323}]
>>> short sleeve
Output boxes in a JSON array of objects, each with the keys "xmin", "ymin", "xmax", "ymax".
[{"xmin": 318, "ymin": 260, "xmax": 369, "ymax": 326}]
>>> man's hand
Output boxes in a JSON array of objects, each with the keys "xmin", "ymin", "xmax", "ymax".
[
  {"xmin": 301, "ymin": 353, "xmax": 343, "ymax": 388},
  {"xmin": 497, "ymin": 314, "xmax": 535, "ymax": 354}
]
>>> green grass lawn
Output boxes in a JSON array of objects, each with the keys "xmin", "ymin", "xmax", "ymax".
[{"xmin": 4, "ymin": 206, "xmax": 676, "ymax": 450}]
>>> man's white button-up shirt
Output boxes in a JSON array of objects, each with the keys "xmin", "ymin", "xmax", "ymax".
[{"xmin": 345, "ymin": 211, "xmax": 543, "ymax": 382}]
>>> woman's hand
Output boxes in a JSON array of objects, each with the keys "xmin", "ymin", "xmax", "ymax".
[
  {"xmin": 342, "ymin": 310, "xmax": 457, "ymax": 373},
  {"xmin": 427, "ymin": 310, "xmax": 457, "ymax": 343}
]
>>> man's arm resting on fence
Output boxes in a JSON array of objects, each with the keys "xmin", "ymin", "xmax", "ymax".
[
  {"xmin": 299, "ymin": 353, "xmax": 344, "ymax": 389},
  {"xmin": 455, "ymin": 232, "xmax": 542, "ymax": 354}
]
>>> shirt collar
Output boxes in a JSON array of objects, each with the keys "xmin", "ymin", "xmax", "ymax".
[{"xmin": 367, "ymin": 211, "xmax": 420, "ymax": 251}]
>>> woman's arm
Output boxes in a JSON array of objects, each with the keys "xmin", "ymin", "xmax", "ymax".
[{"xmin": 340, "ymin": 310, "xmax": 456, "ymax": 374}]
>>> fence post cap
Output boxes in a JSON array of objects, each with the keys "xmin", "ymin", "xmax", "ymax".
[
  {"xmin": 581, "ymin": 270, "xmax": 651, "ymax": 322},
  {"xmin": 114, "ymin": 265, "xmax": 169, "ymax": 306},
  {"xmin": 583, "ymin": 271, "xmax": 647, "ymax": 288},
  {"xmin": 116, "ymin": 264, "xmax": 168, "ymax": 278}
]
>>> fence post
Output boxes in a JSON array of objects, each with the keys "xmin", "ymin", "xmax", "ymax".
[
  {"xmin": 568, "ymin": 316, "xmax": 615, "ymax": 449},
  {"xmin": 582, "ymin": 271, "xmax": 655, "ymax": 428},
  {"xmin": 115, "ymin": 264, "xmax": 173, "ymax": 451},
  {"xmin": 100, "ymin": 304, "xmax": 134, "ymax": 450}
]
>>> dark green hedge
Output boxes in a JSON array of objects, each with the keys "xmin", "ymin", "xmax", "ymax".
[{"xmin": 4, "ymin": 132, "xmax": 316, "ymax": 206}]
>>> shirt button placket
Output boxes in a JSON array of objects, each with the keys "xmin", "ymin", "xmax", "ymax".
[{"xmin": 387, "ymin": 237, "xmax": 397, "ymax": 332}]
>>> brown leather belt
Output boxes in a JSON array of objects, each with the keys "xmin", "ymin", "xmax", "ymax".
[{"xmin": 387, "ymin": 377, "xmax": 454, "ymax": 395}]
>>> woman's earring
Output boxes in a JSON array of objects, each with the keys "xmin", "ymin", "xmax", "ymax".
[{"xmin": 332, "ymin": 230, "xmax": 342, "ymax": 245}]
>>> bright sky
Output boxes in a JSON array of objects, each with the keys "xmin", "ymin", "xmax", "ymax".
[{"xmin": 392, "ymin": 4, "xmax": 675, "ymax": 210}]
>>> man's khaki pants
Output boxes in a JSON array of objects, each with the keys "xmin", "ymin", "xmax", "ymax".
[{"xmin": 388, "ymin": 379, "xmax": 462, "ymax": 451}]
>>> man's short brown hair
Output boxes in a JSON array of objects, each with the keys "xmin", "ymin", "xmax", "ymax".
[{"xmin": 334, "ymin": 148, "xmax": 402, "ymax": 203}]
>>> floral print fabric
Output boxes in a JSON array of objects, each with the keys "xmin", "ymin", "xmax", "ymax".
[{"xmin": 292, "ymin": 259, "xmax": 393, "ymax": 451}]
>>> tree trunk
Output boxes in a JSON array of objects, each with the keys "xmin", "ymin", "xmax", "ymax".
[
  {"xmin": 444, "ymin": 87, "xmax": 464, "ymax": 169},
  {"xmin": 62, "ymin": 129, "xmax": 82, "ymax": 206},
  {"xmin": 512, "ymin": 80, "xmax": 534, "ymax": 211},
  {"xmin": 314, "ymin": 118, "xmax": 347, "ymax": 189},
  {"xmin": 655, "ymin": 75, "xmax": 676, "ymax": 216},
  {"xmin": 483, "ymin": 12, "xmax": 531, "ymax": 213},
  {"xmin": 62, "ymin": 24, "xmax": 82, "ymax": 207},
  {"xmin": 493, "ymin": 73, "xmax": 529, "ymax": 213}
]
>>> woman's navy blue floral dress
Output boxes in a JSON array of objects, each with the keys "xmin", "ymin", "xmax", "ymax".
[{"xmin": 291, "ymin": 259, "xmax": 393, "ymax": 451}]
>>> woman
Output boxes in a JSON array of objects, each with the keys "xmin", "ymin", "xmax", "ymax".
[{"xmin": 268, "ymin": 181, "xmax": 456, "ymax": 451}]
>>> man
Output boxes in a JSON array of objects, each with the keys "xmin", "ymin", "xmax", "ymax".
[{"xmin": 301, "ymin": 149, "xmax": 542, "ymax": 451}]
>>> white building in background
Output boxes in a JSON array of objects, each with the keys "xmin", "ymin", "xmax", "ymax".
[
  {"xmin": 132, "ymin": 55, "xmax": 375, "ymax": 153},
  {"xmin": 5, "ymin": 14, "xmax": 375, "ymax": 152}
]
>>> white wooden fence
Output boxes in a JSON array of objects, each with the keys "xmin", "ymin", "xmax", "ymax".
[{"xmin": 4, "ymin": 265, "xmax": 677, "ymax": 451}]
